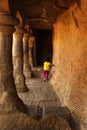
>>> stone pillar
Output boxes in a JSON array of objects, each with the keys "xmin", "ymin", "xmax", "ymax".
[
  {"xmin": 28, "ymin": 29, "xmax": 35, "ymax": 69},
  {"xmin": 23, "ymin": 31, "xmax": 31, "ymax": 79},
  {"xmin": 33, "ymin": 41, "xmax": 37, "ymax": 66},
  {"xmin": 13, "ymin": 26, "xmax": 28, "ymax": 92},
  {"xmin": 0, "ymin": 11, "xmax": 26, "ymax": 113},
  {"xmin": 29, "ymin": 47, "xmax": 33, "ymax": 69}
]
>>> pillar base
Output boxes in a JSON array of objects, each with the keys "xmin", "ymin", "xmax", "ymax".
[
  {"xmin": 0, "ymin": 91, "xmax": 27, "ymax": 113},
  {"xmin": 14, "ymin": 74, "xmax": 29, "ymax": 92},
  {"xmin": 24, "ymin": 72, "xmax": 32, "ymax": 79},
  {"xmin": 16, "ymin": 84, "xmax": 29, "ymax": 92}
]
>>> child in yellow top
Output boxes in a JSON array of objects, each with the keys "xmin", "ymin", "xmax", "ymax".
[
  {"xmin": 42, "ymin": 58, "xmax": 51, "ymax": 80},
  {"xmin": 43, "ymin": 61, "xmax": 51, "ymax": 71}
]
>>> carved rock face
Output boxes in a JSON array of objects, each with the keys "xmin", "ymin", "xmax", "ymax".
[
  {"xmin": 12, "ymin": 0, "xmax": 79, "ymax": 29},
  {"xmin": 50, "ymin": 2, "xmax": 87, "ymax": 129}
]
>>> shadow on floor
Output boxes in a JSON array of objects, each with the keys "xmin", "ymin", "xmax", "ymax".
[
  {"xmin": 18, "ymin": 78, "xmax": 81, "ymax": 130},
  {"xmin": 26, "ymin": 105, "xmax": 81, "ymax": 130}
]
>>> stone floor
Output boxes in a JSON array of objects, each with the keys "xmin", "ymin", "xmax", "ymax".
[
  {"xmin": 18, "ymin": 78, "xmax": 80, "ymax": 130},
  {"xmin": 18, "ymin": 78, "xmax": 61, "ymax": 118},
  {"xmin": 19, "ymin": 78, "xmax": 61, "ymax": 107}
]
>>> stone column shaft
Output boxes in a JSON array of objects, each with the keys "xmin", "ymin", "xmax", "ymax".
[
  {"xmin": 33, "ymin": 42, "xmax": 37, "ymax": 66},
  {"xmin": 23, "ymin": 33, "xmax": 31, "ymax": 79},
  {"xmin": 0, "ymin": 12, "xmax": 26, "ymax": 113},
  {"xmin": 13, "ymin": 26, "xmax": 28, "ymax": 92},
  {"xmin": 28, "ymin": 35, "xmax": 35, "ymax": 69},
  {"xmin": 29, "ymin": 47, "xmax": 33, "ymax": 68}
]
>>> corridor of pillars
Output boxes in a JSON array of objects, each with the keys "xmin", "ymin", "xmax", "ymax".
[
  {"xmin": 0, "ymin": 0, "xmax": 86, "ymax": 130},
  {"xmin": 0, "ymin": 9, "xmax": 71, "ymax": 130}
]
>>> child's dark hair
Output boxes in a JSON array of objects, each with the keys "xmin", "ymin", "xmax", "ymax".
[{"xmin": 46, "ymin": 57, "xmax": 50, "ymax": 62}]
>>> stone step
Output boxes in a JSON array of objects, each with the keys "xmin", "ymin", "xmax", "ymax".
[
  {"xmin": 31, "ymin": 67, "xmax": 43, "ymax": 78},
  {"xmin": 32, "ymin": 71, "xmax": 42, "ymax": 78}
]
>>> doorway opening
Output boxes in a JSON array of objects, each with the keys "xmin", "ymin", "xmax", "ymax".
[{"xmin": 33, "ymin": 29, "xmax": 53, "ymax": 67}]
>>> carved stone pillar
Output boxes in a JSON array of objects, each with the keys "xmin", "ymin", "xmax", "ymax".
[
  {"xmin": 13, "ymin": 26, "xmax": 28, "ymax": 92},
  {"xmin": 29, "ymin": 47, "xmax": 33, "ymax": 69},
  {"xmin": 0, "ymin": 11, "xmax": 26, "ymax": 113},
  {"xmin": 23, "ymin": 32, "xmax": 31, "ymax": 79},
  {"xmin": 33, "ymin": 41, "xmax": 37, "ymax": 66},
  {"xmin": 28, "ymin": 30, "xmax": 35, "ymax": 69}
]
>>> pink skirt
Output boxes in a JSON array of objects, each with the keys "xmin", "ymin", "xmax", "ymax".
[{"xmin": 42, "ymin": 70, "xmax": 49, "ymax": 79}]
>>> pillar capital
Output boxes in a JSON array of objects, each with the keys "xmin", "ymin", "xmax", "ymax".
[
  {"xmin": 13, "ymin": 26, "xmax": 26, "ymax": 39},
  {"xmin": 23, "ymin": 32, "xmax": 29, "ymax": 39},
  {"xmin": 15, "ymin": 26, "xmax": 25, "ymax": 34},
  {"xmin": 0, "ymin": 12, "xmax": 19, "ymax": 35},
  {"xmin": 24, "ymin": 24, "xmax": 30, "ymax": 31},
  {"xmin": 0, "ymin": 0, "xmax": 10, "ymax": 13},
  {"xmin": 0, "ymin": 12, "xmax": 19, "ymax": 26}
]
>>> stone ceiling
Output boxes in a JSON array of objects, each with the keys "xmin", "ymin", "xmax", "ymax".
[{"xmin": 11, "ymin": 0, "xmax": 79, "ymax": 29}]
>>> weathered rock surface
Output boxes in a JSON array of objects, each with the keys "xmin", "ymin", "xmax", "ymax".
[
  {"xmin": 50, "ymin": 2, "xmax": 87, "ymax": 129},
  {"xmin": 0, "ymin": 112, "xmax": 71, "ymax": 130}
]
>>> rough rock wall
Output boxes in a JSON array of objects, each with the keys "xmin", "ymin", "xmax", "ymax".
[{"xmin": 51, "ymin": 2, "xmax": 87, "ymax": 129}]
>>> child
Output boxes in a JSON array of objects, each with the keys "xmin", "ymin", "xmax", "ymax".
[{"xmin": 42, "ymin": 58, "xmax": 52, "ymax": 80}]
